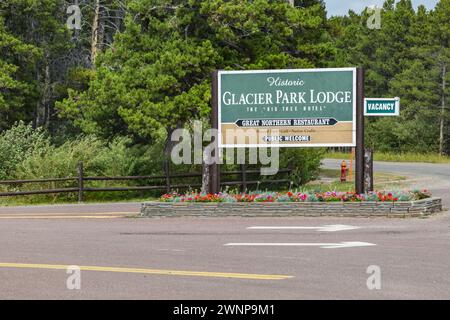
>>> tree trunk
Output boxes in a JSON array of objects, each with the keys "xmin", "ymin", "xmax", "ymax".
[
  {"xmin": 35, "ymin": 54, "xmax": 51, "ymax": 128},
  {"xmin": 439, "ymin": 64, "xmax": 446, "ymax": 156},
  {"xmin": 91, "ymin": 0, "xmax": 104, "ymax": 64}
]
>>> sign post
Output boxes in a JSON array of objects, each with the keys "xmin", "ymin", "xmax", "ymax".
[
  {"xmin": 355, "ymin": 68, "xmax": 365, "ymax": 195},
  {"xmin": 210, "ymin": 71, "xmax": 220, "ymax": 194}
]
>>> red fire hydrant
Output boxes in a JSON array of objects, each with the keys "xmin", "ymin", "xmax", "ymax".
[{"xmin": 340, "ymin": 160, "xmax": 348, "ymax": 182}]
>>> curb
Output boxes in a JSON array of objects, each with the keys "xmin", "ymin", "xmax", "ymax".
[{"xmin": 140, "ymin": 197, "xmax": 443, "ymax": 218}]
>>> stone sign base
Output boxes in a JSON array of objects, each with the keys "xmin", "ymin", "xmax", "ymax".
[{"xmin": 141, "ymin": 197, "xmax": 443, "ymax": 218}]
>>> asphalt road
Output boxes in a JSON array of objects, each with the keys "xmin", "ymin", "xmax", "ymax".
[
  {"xmin": 0, "ymin": 202, "xmax": 141, "ymax": 218},
  {"xmin": 0, "ymin": 160, "xmax": 449, "ymax": 300},
  {"xmin": 0, "ymin": 210, "xmax": 450, "ymax": 299}
]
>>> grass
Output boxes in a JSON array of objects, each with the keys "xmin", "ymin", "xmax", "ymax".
[
  {"xmin": 325, "ymin": 151, "xmax": 450, "ymax": 164},
  {"xmin": 301, "ymin": 168, "xmax": 408, "ymax": 193},
  {"xmin": 318, "ymin": 168, "xmax": 405, "ymax": 181},
  {"xmin": 0, "ymin": 194, "xmax": 159, "ymax": 207}
]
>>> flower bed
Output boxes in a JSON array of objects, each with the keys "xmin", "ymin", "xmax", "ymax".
[
  {"xmin": 141, "ymin": 189, "xmax": 442, "ymax": 218},
  {"xmin": 160, "ymin": 190, "xmax": 432, "ymax": 204}
]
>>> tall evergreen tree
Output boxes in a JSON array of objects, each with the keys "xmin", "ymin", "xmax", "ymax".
[
  {"xmin": 0, "ymin": 0, "xmax": 72, "ymax": 130},
  {"xmin": 56, "ymin": 0, "xmax": 335, "ymax": 166},
  {"xmin": 431, "ymin": 0, "xmax": 450, "ymax": 155},
  {"xmin": 331, "ymin": 0, "xmax": 448, "ymax": 154},
  {"xmin": 0, "ymin": 17, "xmax": 40, "ymax": 131}
]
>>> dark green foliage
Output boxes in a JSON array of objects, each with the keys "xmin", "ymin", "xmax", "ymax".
[
  {"xmin": 56, "ymin": 0, "xmax": 333, "ymax": 143},
  {"xmin": 331, "ymin": 0, "xmax": 449, "ymax": 154},
  {"xmin": 279, "ymin": 148, "xmax": 325, "ymax": 186},
  {"xmin": 0, "ymin": 122, "xmax": 49, "ymax": 180},
  {"xmin": 1, "ymin": 0, "xmax": 449, "ymax": 200},
  {"xmin": 0, "ymin": 18, "xmax": 41, "ymax": 131}
]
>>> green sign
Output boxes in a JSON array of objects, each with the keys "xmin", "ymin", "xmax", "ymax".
[
  {"xmin": 217, "ymin": 68, "xmax": 357, "ymax": 147},
  {"xmin": 364, "ymin": 98, "xmax": 400, "ymax": 116}
]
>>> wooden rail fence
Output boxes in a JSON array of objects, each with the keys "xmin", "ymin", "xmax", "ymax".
[{"xmin": 0, "ymin": 162, "xmax": 293, "ymax": 202}]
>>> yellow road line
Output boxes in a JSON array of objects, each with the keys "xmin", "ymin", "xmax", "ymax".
[
  {"xmin": 0, "ymin": 212, "xmax": 138, "ymax": 216},
  {"xmin": 0, "ymin": 262, "xmax": 292, "ymax": 280},
  {"xmin": 0, "ymin": 215, "xmax": 126, "ymax": 219},
  {"xmin": 0, "ymin": 212, "xmax": 139, "ymax": 219}
]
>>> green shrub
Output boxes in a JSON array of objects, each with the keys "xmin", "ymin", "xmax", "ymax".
[
  {"xmin": 279, "ymin": 148, "xmax": 325, "ymax": 187},
  {"xmin": 6, "ymin": 135, "xmax": 140, "ymax": 201},
  {"xmin": 14, "ymin": 135, "xmax": 139, "ymax": 179},
  {"xmin": 0, "ymin": 122, "xmax": 50, "ymax": 180}
]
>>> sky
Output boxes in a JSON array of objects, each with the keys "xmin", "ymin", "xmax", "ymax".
[{"xmin": 323, "ymin": 0, "xmax": 439, "ymax": 16}]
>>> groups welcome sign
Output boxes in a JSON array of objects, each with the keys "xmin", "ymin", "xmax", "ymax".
[{"xmin": 217, "ymin": 68, "xmax": 357, "ymax": 148}]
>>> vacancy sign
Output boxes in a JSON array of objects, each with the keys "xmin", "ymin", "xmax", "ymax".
[{"xmin": 364, "ymin": 97, "xmax": 400, "ymax": 116}]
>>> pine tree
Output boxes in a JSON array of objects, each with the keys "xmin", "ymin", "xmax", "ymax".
[
  {"xmin": 0, "ymin": 17, "xmax": 40, "ymax": 131},
  {"xmin": 56, "ymin": 0, "xmax": 335, "ymax": 170},
  {"xmin": 432, "ymin": 0, "xmax": 450, "ymax": 155}
]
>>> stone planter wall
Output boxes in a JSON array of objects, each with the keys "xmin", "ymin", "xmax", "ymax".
[{"xmin": 140, "ymin": 197, "xmax": 443, "ymax": 218}]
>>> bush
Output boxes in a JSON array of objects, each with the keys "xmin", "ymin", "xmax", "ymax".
[
  {"xmin": 0, "ymin": 129, "xmax": 180, "ymax": 203},
  {"xmin": 0, "ymin": 122, "xmax": 50, "ymax": 180},
  {"xmin": 14, "ymin": 135, "xmax": 139, "ymax": 179},
  {"xmin": 220, "ymin": 148, "xmax": 325, "ymax": 189},
  {"xmin": 279, "ymin": 148, "xmax": 325, "ymax": 186},
  {"xmin": 2, "ymin": 135, "xmax": 140, "ymax": 201}
]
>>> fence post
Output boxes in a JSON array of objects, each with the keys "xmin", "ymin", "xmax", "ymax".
[
  {"xmin": 77, "ymin": 161, "xmax": 84, "ymax": 202},
  {"xmin": 240, "ymin": 164, "xmax": 247, "ymax": 192}
]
